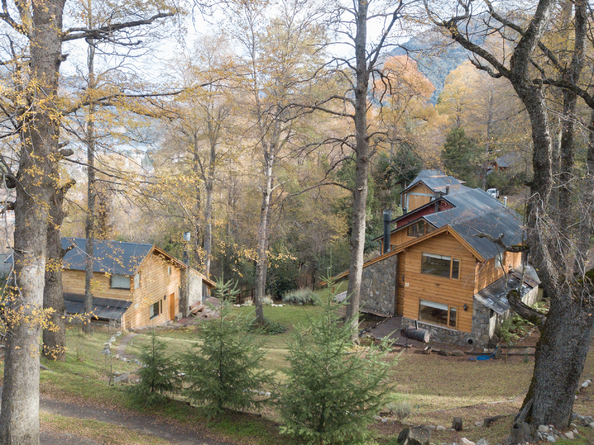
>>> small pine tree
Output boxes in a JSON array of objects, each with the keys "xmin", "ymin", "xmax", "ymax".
[
  {"xmin": 129, "ymin": 332, "xmax": 181, "ymax": 406},
  {"xmin": 441, "ymin": 126, "xmax": 476, "ymax": 182},
  {"xmin": 184, "ymin": 300, "xmax": 273, "ymax": 416},
  {"xmin": 280, "ymin": 293, "xmax": 397, "ymax": 445}
]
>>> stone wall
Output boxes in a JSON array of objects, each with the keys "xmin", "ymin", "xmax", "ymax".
[
  {"xmin": 402, "ymin": 285, "xmax": 540, "ymax": 348},
  {"xmin": 360, "ymin": 255, "xmax": 397, "ymax": 316}
]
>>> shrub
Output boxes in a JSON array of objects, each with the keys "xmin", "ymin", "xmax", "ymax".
[
  {"xmin": 384, "ymin": 398, "xmax": 412, "ymax": 420},
  {"xmin": 248, "ymin": 317, "xmax": 287, "ymax": 335},
  {"xmin": 282, "ymin": 288, "xmax": 319, "ymax": 305},
  {"xmin": 280, "ymin": 296, "xmax": 397, "ymax": 444},
  {"xmin": 184, "ymin": 300, "xmax": 274, "ymax": 416},
  {"xmin": 128, "ymin": 332, "xmax": 181, "ymax": 406},
  {"xmin": 262, "ymin": 295, "xmax": 274, "ymax": 305}
]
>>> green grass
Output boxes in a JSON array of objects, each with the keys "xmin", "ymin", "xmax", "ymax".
[{"xmin": 33, "ymin": 299, "xmax": 594, "ymax": 445}]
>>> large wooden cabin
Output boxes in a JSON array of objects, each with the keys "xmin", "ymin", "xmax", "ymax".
[
  {"xmin": 61, "ymin": 238, "xmax": 215, "ymax": 329},
  {"xmin": 338, "ymin": 170, "xmax": 539, "ymax": 347}
]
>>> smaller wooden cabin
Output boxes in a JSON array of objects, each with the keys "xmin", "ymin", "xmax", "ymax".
[
  {"xmin": 400, "ymin": 169, "xmax": 463, "ymax": 213},
  {"xmin": 61, "ymin": 238, "xmax": 215, "ymax": 329}
]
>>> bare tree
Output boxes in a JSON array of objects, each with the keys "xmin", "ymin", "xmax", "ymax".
[
  {"xmin": 0, "ymin": 0, "xmax": 175, "ymax": 440},
  {"xmin": 424, "ymin": 0, "xmax": 594, "ymax": 430}
]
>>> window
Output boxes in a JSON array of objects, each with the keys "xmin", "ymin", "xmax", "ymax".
[
  {"xmin": 110, "ymin": 274, "xmax": 130, "ymax": 289},
  {"xmin": 419, "ymin": 300, "xmax": 457, "ymax": 328},
  {"xmin": 134, "ymin": 272, "xmax": 141, "ymax": 289},
  {"xmin": 167, "ymin": 265, "xmax": 172, "ymax": 275},
  {"xmin": 149, "ymin": 300, "xmax": 161, "ymax": 319},
  {"xmin": 421, "ymin": 253, "xmax": 460, "ymax": 279},
  {"xmin": 407, "ymin": 220, "xmax": 436, "ymax": 237}
]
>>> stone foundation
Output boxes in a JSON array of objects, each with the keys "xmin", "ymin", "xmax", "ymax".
[
  {"xmin": 359, "ymin": 255, "xmax": 397, "ymax": 316},
  {"xmin": 403, "ymin": 286, "xmax": 540, "ymax": 348}
]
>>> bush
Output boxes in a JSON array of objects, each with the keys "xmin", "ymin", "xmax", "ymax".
[
  {"xmin": 282, "ymin": 288, "xmax": 319, "ymax": 305},
  {"xmin": 248, "ymin": 317, "xmax": 287, "ymax": 335},
  {"xmin": 383, "ymin": 398, "xmax": 412, "ymax": 420},
  {"xmin": 128, "ymin": 332, "xmax": 181, "ymax": 406},
  {"xmin": 184, "ymin": 301, "xmax": 274, "ymax": 416},
  {"xmin": 280, "ymin": 295, "xmax": 397, "ymax": 444},
  {"xmin": 262, "ymin": 296, "xmax": 274, "ymax": 305}
]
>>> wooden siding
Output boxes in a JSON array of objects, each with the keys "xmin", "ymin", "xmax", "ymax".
[
  {"xmin": 404, "ymin": 183, "xmax": 434, "ymax": 212},
  {"xmin": 396, "ymin": 252, "xmax": 405, "ymax": 316},
  {"xmin": 474, "ymin": 251, "xmax": 522, "ymax": 293},
  {"xmin": 63, "ymin": 270, "xmax": 132, "ymax": 300},
  {"xmin": 400, "ymin": 232, "xmax": 476, "ymax": 333},
  {"xmin": 390, "ymin": 227, "xmax": 415, "ymax": 248},
  {"xmin": 122, "ymin": 252, "xmax": 182, "ymax": 329}
]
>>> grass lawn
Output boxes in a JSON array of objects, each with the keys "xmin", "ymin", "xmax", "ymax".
[{"xmin": 33, "ymin": 297, "xmax": 594, "ymax": 445}]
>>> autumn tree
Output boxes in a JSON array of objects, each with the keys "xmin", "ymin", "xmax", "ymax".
[
  {"xmin": 0, "ymin": 0, "xmax": 176, "ymax": 441},
  {"xmin": 221, "ymin": 0, "xmax": 329, "ymax": 322},
  {"xmin": 425, "ymin": 0, "xmax": 594, "ymax": 430},
  {"xmin": 310, "ymin": 0, "xmax": 413, "ymax": 339},
  {"xmin": 437, "ymin": 61, "xmax": 529, "ymax": 188}
]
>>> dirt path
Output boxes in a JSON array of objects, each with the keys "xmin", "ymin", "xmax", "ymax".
[
  {"xmin": 115, "ymin": 332, "xmax": 138, "ymax": 358},
  {"xmin": 40, "ymin": 394, "xmax": 237, "ymax": 445}
]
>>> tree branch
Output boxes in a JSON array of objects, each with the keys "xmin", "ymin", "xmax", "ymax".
[{"xmin": 62, "ymin": 12, "xmax": 175, "ymax": 42}]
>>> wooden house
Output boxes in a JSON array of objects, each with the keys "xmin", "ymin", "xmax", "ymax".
[
  {"xmin": 61, "ymin": 238, "xmax": 215, "ymax": 329},
  {"xmin": 338, "ymin": 171, "xmax": 539, "ymax": 347}
]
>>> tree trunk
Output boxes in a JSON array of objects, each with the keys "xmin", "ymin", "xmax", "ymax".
[
  {"xmin": 203, "ymin": 138, "xmax": 216, "ymax": 278},
  {"xmin": 42, "ymin": 182, "xmax": 73, "ymax": 361},
  {"xmin": 254, "ymin": 148, "xmax": 273, "ymax": 323},
  {"xmin": 83, "ymin": 39, "xmax": 96, "ymax": 335},
  {"xmin": 481, "ymin": 90, "xmax": 493, "ymax": 190},
  {"xmin": 345, "ymin": 0, "xmax": 370, "ymax": 340},
  {"xmin": 0, "ymin": 0, "xmax": 65, "ymax": 442},
  {"xmin": 523, "ymin": 296, "xmax": 594, "ymax": 427}
]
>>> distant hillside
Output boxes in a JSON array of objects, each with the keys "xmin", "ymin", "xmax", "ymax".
[{"xmin": 388, "ymin": 24, "xmax": 486, "ymax": 103}]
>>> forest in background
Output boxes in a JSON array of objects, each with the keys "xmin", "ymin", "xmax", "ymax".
[{"xmin": 35, "ymin": 16, "xmax": 566, "ymax": 300}]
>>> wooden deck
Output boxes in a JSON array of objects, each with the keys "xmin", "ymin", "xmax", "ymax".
[
  {"xmin": 366, "ymin": 316, "xmax": 426, "ymax": 347},
  {"xmin": 336, "ymin": 306, "xmax": 426, "ymax": 348}
]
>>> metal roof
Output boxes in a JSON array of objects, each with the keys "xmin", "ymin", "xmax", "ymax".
[
  {"xmin": 423, "ymin": 187, "xmax": 524, "ymax": 261},
  {"xmin": 403, "ymin": 169, "xmax": 463, "ymax": 194},
  {"xmin": 63, "ymin": 293, "xmax": 132, "ymax": 321},
  {"xmin": 62, "ymin": 238, "xmax": 153, "ymax": 276},
  {"xmin": 474, "ymin": 271, "xmax": 535, "ymax": 315}
]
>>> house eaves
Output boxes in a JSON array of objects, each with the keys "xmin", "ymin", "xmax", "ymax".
[{"xmin": 332, "ymin": 224, "xmax": 485, "ymax": 282}]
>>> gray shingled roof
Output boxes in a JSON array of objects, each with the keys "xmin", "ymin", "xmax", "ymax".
[
  {"xmin": 474, "ymin": 266, "xmax": 538, "ymax": 314},
  {"xmin": 62, "ymin": 238, "xmax": 153, "ymax": 276},
  {"xmin": 423, "ymin": 187, "xmax": 524, "ymax": 261},
  {"xmin": 404, "ymin": 169, "xmax": 463, "ymax": 194},
  {"xmin": 63, "ymin": 293, "xmax": 132, "ymax": 321}
]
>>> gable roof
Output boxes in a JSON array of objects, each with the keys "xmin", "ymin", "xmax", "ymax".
[
  {"xmin": 402, "ymin": 169, "xmax": 463, "ymax": 194},
  {"xmin": 62, "ymin": 238, "xmax": 155, "ymax": 275},
  {"xmin": 425, "ymin": 187, "xmax": 524, "ymax": 261},
  {"xmin": 378, "ymin": 184, "xmax": 524, "ymax": 262}
]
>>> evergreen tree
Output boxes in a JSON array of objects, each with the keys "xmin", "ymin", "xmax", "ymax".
[
  {"xmin": 441, "ymin": 127, "xmax": 476, "ymax": 182},
  {"xmin": 280, "ymin": 292, "xmax": 396, "ymax": 445},
  {"xmin": 129, "ymin": 332, "xmax": 181, "ymax": 406},
  {"xmin": 184, "ymin": 301, "xmax": 273, "ymax": 416}
]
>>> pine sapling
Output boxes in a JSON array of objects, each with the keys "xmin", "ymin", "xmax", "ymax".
[
  {"xmin": 129, "ymin": 332, "xmax": 181, "ymax": 406},
  {"xmin": 184, "ymin": 298, "xmax": 273, "ymax": 417},
  {"xmin": 280, "ymin": 283, "xmax": 397, "ymax": 445}
]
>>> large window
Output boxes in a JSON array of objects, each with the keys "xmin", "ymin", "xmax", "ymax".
[
  {"xmin": 110, "ymin": 274, "xmax": 130, "ymax": 289},
  {"xmin": 149, "ymin": 300, "xmax": 161, "ymax": 319},
  {"xmin": 421, "ymin": 253, "xmax": 460, "ymax": 279},
  {"xmin": 419, "ymin": 300, "xmax": 457, "ymax": 328},
  {"xmin": 407, "ymin": 220, "xmax": 435, "ymax": 238}
]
